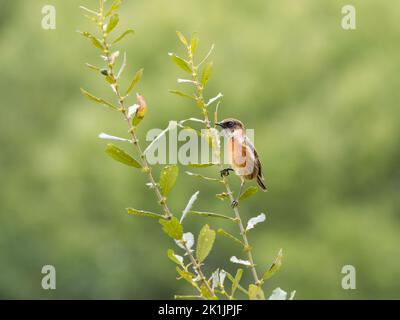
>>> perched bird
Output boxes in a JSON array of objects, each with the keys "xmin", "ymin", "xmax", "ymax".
[{"xmin": 216, "ymin": 118, "xmax": 267, "ymax": 208}]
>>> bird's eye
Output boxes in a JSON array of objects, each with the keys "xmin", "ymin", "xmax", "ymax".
[{"xmin": 227, "ymin": 121, "xmax": 234, "ymax": 127}]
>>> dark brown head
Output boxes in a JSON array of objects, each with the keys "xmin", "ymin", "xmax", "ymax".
[{"xmin": 216, "ymin": 118, "xmax": 245, "ymax": 135}]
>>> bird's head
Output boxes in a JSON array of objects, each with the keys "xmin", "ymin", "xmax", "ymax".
[{"xmin": 216, "ymin": 118, "xmax": 245, "ymax": 136}]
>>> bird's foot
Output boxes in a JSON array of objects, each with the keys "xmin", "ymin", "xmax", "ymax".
[
  {"xmin": 220, "ymin": 168, "xmax": 234, "ymax": 178},
  {"xmin": 231, "ymin": 200, "xmax": 239, "ymax": 208}
]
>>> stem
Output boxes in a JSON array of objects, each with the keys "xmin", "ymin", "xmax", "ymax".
[
  {"xmin": 186, "ymin": 44, "xmax": 260, "ymax": 285},
  {"xmin": 187, "ymin": 47, "xmax": 211, "ymax": 129},
  {"xmin": 181, "ymin": 241, "xmax": 214, "ymax": 297},
  {"xmin": 97, "ymin": 12, "xmax": 216, "ymax": 298},
  {"xmin": 222, "ymin": 178, "xmax": 260, "ymax": 284}
]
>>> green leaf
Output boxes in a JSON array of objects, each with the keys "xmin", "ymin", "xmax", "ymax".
[
  {"xmin": 185, "ymin": 171, "xmax": 222, "ymax": 183},
  {"xmin": 85, "ymin": 63, "xmax": 100, "ymax": 72},
  {"xmin": 170, "ymin": 53, "xmax": 192, "ymax": 74},
  {"xmin": 217, "ymin": 228, "xmax": 245, "ymax": 247},
  {"xmin": 126, "ymin": 208, "xmax": 164, "ymax": 219},
  {"xmin": 167, "ymin": 249, "xmax": 184, "ymax": 265},
  {"xmin": 196, "ymin": 224, "xmax": 216, "ymax": 263},
  {"xmin": 215, "ymin": 192, "xmax": 230, "ymax": 201},
  {"xmin": 125, "ymin": 68, "xmax": 143, "ymax": 96},
  {"xmin": 187, "ymin": 163, "xmax": 215, "ymax": 168},
  {"xmin": 78, "ymin": 31, "xmax": 104, "ymax": 50},
  {"xmin": 104, "ymin": 75, "xmax": 115, "ymax": 84},
  {"xmin": 105, "ymin": 144, "xmax": 142, "ymax": 168},
  {"xmin": 190, "ymin": 33, "xmax": 199, "ymax": 55},
  {"xmin": 106, "ymin": 14, "xmax": 119, "ymax": 34},
  {"xmin": 226, "ymin": 271, "xmax": 248, "ymax": 295},
  {"xmin": 200, "ymin": 283, "xmax": 217, "ymax": 300},
  {"xmin": 160, "ymin": 217, "xmax": 183, "ymax": 240},
  {"xmin": 231, "ymin": 268, "xmax": 243, "ymax": 297},
  {"xmin": 262, "ymin": 249, "xmax": 283, "ymax": 281},
  {"xmin": 248, "ymin": 284, "xmax": 265, "ymax": 300},
  {"xmin": 159, "ymin": 165, "xmax": 179, "ymax": 197},
  {"xmin": 201, "ymin": 61, "xmax": 213, "ymax": 86},
  {"xmin": 239, "ymin": 186, "xmax": 258, "ymax": 201},
  {"xmin": 169, "ymin": 90, "xmax": 195, "ymax": 100},
  {"xmin": 80, "ymin": 88, "xmax": 118, "ymax": 110},
  {"xmin": 105, "ymin": 0, "xmax": 122, "ymax": 17},
  {"xmin": 112, "ymin": 29, "xmax": 135, "ymax": 44},
  {"xmin": 176, "ymin": 267, "xmax": 198, "ymax": 288},
  {"xmin": 79, "ymin": 6, "xmax": 99, "ymax": 16},
  {"xmin": 176, "ymin": 31, "xmax": 188, "ymax": 46},
  {"xmin": 189, "ymin": 211, "xmax": 234, "ymax": 221}
]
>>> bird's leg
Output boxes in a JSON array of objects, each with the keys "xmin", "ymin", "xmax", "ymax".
[
  {"xmin": 231, "ymin": 180, "xmax": 245, "ymax": 208},
  {"xmin": 220, "ymin": 167, "xmax": 234, "ymax": 178}
]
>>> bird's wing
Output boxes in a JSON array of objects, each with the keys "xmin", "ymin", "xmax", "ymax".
[{"xmin": 244, "ymin": 136, "xmax": 264, "ymax": 179}]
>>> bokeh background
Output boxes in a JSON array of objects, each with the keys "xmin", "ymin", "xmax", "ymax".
[{"xmin": 0, "ymin": 0, "xmax": 399, "ymax": 299}]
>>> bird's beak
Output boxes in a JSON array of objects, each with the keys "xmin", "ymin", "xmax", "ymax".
[{"xmin": 215, "ymin": 122, "xmax": 223, "ymax": 128}]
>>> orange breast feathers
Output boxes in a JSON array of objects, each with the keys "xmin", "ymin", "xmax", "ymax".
[{"xmin": 227, "ymin": 135, "xmax": 256, "ymax": 178}]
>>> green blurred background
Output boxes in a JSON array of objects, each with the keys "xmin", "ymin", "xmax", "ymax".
[{"xmin": 0, "ymin": 0, "xmax": 399, "ymax": 299}]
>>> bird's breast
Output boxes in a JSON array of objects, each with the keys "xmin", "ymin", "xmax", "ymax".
[{"xmin": 227, "ymin": 137, "xmax": 255, "ymax": 177}]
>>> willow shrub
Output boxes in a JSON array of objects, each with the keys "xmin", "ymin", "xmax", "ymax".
[{"xmin": 79, "ymin": 0, "xmax": 294, "ymax": 300}]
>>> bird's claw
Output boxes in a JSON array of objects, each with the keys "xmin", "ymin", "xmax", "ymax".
[
  {"xmin": 231, "ymin": 200, "xmax": 239, "ymax": 208},
  {"xmin": 220, "ymin": 168, "xmax": 234, "ymax": 178}
]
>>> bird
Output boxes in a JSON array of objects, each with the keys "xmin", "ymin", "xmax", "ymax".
[{"xmin": 216, "ymin": 118, "xmax": 267, "ymax": 208}]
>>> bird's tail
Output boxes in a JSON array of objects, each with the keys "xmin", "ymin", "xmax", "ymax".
[{"xmin": 257, "ymin": 176, "xmax": 268, "ymax": 192}]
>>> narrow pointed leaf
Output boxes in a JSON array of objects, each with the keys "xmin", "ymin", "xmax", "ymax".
[
  {"xmin": 230, "ymin": 256, "xmax": 251, "ymax": 266},
  {"xmin": 246, "ymin": 213, "xmax": 266, "ymax": 231},
  {"xmin": 231, "ymin": 268, "xmax": 243, "ymax": 297},
  {"xmin": 112, "ymin": 29, "xmax": 135, "ymax": 44},
  {"xmin": 106, "ymin": 14, "xmax": 119, "ymax": 33},
  {"xmin": 217, "ymin": 228, "xmax": 245, "ymax": 247},
  {"xmin": 189, "ymin": 211, "xmax": 234, "ymax": 221},
  {"xmin": 79, "ymin": 6, "xmax": 99, "ymax": 16},
  {"xmin": 200, "ymin": 283, "xmax": 217, "ymax": 300},
  {"xmin": 105, "ymin": 144, "xmax": 142, "ymax": 168},
  {"xmin": 176, "ymin": 267, "xmax": 198, "ymax": 288},
  {"xmin": 190, "ymin": 33, "xmax": 199, "ymax": 55},
  {"xmin": 176, "ymin": 31, "xmax": 188, "ymax": 46},
  {"xmin": 201, "ymin": 62, "xmax": 213, "ymax": 86},
  {"xmin": 170, "ymin": 54, "xmax": 192, "ymax": 74},
  {"xmin": 226, "ymin": 271, "xmax": 248, "ymax": 295},
  {"xmin": 80, "ymin": 88, "xmax": 118, "ymax": 110},
  {"xmin": 268, "ymin": 287, "xmax": 288, "ymax": 300},
  {"xmin": 78, "ymin": 31, "xmax": 104, "ymax": 50},
  {"xmin": 262, "ymin": 249, "xmax": 283, "ymax": 281},
  {"xmin": 239, "ymin": 186, "xmax": 258, "ymax": 201},
  {"xmin": 185, "ymin": 171, "xmax": 222, "ymax": 183},
  {"xmin": 160, "ymin": 217, "xmax": 183, "ymax": 240},
  {"xmin": 125, "ymin": 68, "xmax": 143, "ymax": 95},
  {"xmin": 85, "ymin": 63, "xmax": 101, "ymax": 72},
  {"xmin": 169, "ymin": 90, "xmax": 195, "ymax": 100},
  {"xmin": 215, "ymin": 192, "xmax": 230, "ymax": 201},
  {"xmin": 167, "ymin": 249, "xmax": 184, "ymax": 265},
  {"xmin": 248, "ymin": 284, "xmax": 265, "ymax": 300},
  {"xmin": 196, "ymin": 224, "xmax": 216, "ymax": 263},
  {"xmin": 127, "ymin": 208, "xmax": 164, "ymax": 219},
  {"xmin": 187, "ymin": 163, "xmax": 215, "ymax": 168},
  {"xmin": 159, "ymin": 165, "xmax": 179, "ymax": 197},
  {"xmin": 180, "ymin": 191, "xmax": 200, "ymax": 223},
  {"xmin": 105, "ymin": 0, "xmax": 122, "ymax": 17}
]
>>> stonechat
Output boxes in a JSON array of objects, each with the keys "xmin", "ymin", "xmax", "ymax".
[{"xmin": 216, "ymin": 118, "xmax": 267, "ymax": 208}]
